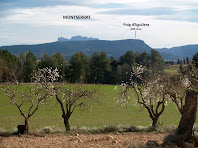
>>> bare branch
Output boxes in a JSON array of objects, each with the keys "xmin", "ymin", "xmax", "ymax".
[
  {"xmin": 54, "ymin": 87, "xmax": 66, "ymax": 116},
  {"xmin": 71, "ymin": 102, "xmax": 83, "ymax": 113}
]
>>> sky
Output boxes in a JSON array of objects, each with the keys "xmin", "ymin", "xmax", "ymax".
[{"xmin": 0, "ymin": 0, "xmax": 198, "ymax": 48}]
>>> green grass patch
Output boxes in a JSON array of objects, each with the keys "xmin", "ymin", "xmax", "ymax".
[
  {"xmin": 163, "ymin": 64, "xmax": 189, "ymax": 75},
  {"xmin": 163, "ymin": 65, "xmax": 179, "ymax": 75}
]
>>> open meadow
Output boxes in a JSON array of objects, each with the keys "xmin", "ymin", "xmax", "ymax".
[{"xmin": 0, "ymin": 84, "xmax": 191, "ymax": 133}]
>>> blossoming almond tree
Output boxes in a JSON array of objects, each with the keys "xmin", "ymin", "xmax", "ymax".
[
  {"xmin": 1, "ymin": 67, "xmax": 59, "ymax": 133},
  {"xmin": 186, "ymin": 62, "xmax": 198, "ymax": 88},
  {"xmin": 116, "ymin": 64, "xmax": 170, "ymax": 128},
  {"xmin": 167, "ymin": 63, "xmax": 198, "ymax": 114},
  {"xmin": 166, "ymin": 76, "xmax": 191, "ymax": 114},
  {"xmin": 163, "ymin": 63, "xmax": 198, "ymax": 147},
  {"xmin": 54, "ymin": 84, "xmax": 98, "ymax": 132}
]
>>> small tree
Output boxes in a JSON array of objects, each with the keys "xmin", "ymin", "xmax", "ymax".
[
  {"xmin": 116, "ymin": 65, "xmax": 169, "ymax": 128},
  {"xmin": 161, "ymin": 62, "xmax": 198, "ymax": 147},
  {"xmin": 54, "ymin": 84, "xmax": 98, "ymax": 132},
  {"xmin": 0, "ymin": 59, "xmax": 4, "ymax": 82},
  {"xmin": 69, "ymin": 52, "xmax": 90, "ymax": 83},
  {"xmin": 168, "ymin": 62, "xmax": 198, "ymax": 114},
  {"xmin": 166, "ymin": 73, "xmax": 194, "ymax": 114},
  {"xmin": 186, "ymin": 62, "xmax": 198, "ymax": 88},
  {"xmin": 1, "ymin": 67, "xmax": 59, "ymax": 133},
  {"xmin": 186, "ymin": 57, "xmax": 189, "ymax": 64},
  {"xmin": 179, "ymin": 64, "xmax": 185, "ymax": 75},
  {"xmin": 150, "ymin": 49, "xmax": 164, "ymax": 71},
  {"xmin": 193, "ymin": 52, "xmax": 198, "ymax": 68}
]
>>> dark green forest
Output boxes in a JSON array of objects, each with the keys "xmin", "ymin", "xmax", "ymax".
[{"xmin": 0, "ymin": 48, "xmax": 197, "ymax": 84}]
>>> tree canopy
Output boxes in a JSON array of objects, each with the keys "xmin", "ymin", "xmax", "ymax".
[{"xmin": 0, "ymin": 48, "xmax": 165, "ymax": 84}]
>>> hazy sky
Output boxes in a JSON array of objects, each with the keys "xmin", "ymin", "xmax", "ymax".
[{"xmin": 0, "ymin": 0, "xmax": 198, "ymax": 48}]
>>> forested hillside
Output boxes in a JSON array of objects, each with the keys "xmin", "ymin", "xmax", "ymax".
[
  {"xmin": 0, "ymin": 39, "xmax": 152, "ymax": 60},
  {"xmin": 156, "ymin": 44, "xmax": 198, "ymax": 60}
]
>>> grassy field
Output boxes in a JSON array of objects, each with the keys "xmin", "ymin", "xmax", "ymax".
[
  {"xmin": 0, "ymin": 84, "xmax": 190, "ymax": 132},
  {"xmin": 163, "ymin": 65, "xmax": 180, "ymax": 75},
  {"xmin": 163, "ymin": 64, "xmax": 189, "ymax": 75}
]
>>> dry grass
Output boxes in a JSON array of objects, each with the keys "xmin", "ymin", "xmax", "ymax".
[{"xmin": 0, "ymin": 132, "xmax": 167, "ymax": 148}]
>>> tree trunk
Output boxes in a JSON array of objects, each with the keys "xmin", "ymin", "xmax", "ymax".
[
  {"xmin": 152, "ymin": 116, "xmax": 159, "ymax": 129},
  {"xmin": 62, "ymin": 114, "xmax": 71, "ymax": 132},
  {"xmin": 176, "ymin": 90, "xmax": 198, "ymax": 146},
  {"xmin": 63, "ymin": 117, "xmax": 70, "ymax": 131},
  {"xmin": 163, "ymin": 90, "xmax": 198, "ymax": 147},
  {"xmin": 24, "ymin": 118, "xmax": 29, "ymax": 133}
]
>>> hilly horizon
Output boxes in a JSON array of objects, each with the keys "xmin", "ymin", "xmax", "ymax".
[
  {"xmin": 155, "ymin": 45, "xmax": 198, "ymax": 60},
  {"xmin": 1, "ymin": 37, "xmax": 198, "ymax": 60},
  {"xmin": 0, "ymin": 39, "xmax": 152, "ymax": 60}
]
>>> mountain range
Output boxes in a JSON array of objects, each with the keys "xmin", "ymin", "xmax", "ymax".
[
  {"xmin": 0, "ymin": 37, "xmax": 198, "ymax": 60},
  {"xmin": 58, "ymin": 36, "xmax": 99, "ymax": 41},
  {"xmin": 155, "ymin": 45, "xmax": 198, "ymax": 60},
  {"xmin": 0, "ymin": 39, "xmax": 152, "ymax": 60}
]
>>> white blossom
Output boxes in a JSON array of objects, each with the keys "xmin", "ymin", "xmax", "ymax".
[{"xmin": 181, "ymin": 77, "xmax": 191, "ymax": 88}]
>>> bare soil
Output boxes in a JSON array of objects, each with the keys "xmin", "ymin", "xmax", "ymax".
[{"xmin": 0, "ymin": 132, "xmax": 168, "ymax": 148}]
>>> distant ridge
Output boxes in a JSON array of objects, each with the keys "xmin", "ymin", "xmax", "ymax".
[
  {"xmin": 58, "ymin": 35, "xmax": 99, "ymax": 41},
  {"xmin": 155, "ymin": 44, "xmax": 198, "ymax": 60},
  {"xmin": 0, "ymin": 39, "xmax": 152, "ymax": 60},
  {"xmin": 1, "ymin": 38, "xmax": 198, "ymax": 60}
]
